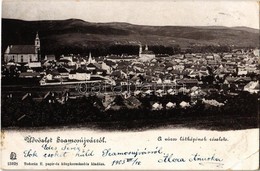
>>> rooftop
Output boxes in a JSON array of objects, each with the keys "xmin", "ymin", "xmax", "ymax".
[{"xmin": 8, "ymin": 45, "xmax": 36, "ymax": 54}]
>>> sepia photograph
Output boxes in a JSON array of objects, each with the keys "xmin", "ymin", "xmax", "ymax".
[{"xmin": 1, "ymin": 0, "xmax": 259, "ymax": 170}]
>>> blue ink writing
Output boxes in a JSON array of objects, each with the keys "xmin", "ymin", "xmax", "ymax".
[{"xmin": 24, "ymin": 149, "xmax": 38, "ymax": 157}]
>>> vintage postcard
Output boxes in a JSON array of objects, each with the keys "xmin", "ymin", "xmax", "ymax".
[{"xmin": 0, "ymin": 0, "xmax": 259, "ymax": 170}]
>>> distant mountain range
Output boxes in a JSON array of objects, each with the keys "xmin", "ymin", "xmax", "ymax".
[{"xmin": 2, "ymin": 18, "xmax": 259, "ymax": 55}]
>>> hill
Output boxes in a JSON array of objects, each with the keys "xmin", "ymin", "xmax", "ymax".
[{"xmin": 2, "ymin": 18, "xmax": 259, "ymax": 56}]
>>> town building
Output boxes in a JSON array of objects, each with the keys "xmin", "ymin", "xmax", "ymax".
[
  {"xmin": 4, "ymin": 33, "xmax": 40, "ymax": 63},
  {"xmin": 139, "ymin": 44, "xmax": 155, "ymax": 61}
]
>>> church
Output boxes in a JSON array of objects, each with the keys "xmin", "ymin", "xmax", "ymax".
[
  {"xmin": 139, "ymin": 44, "xmax": 155, "ymax": 61},
  {"xmin": 4, "ymin": 33, "xmax": 41, "ymax": 63}
]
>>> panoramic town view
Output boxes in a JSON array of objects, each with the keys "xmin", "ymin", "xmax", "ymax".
[
  {"xmin": 1, "ymin": 1, "xmax": 260, "ymax": 171},
  {"xmin": 1, "ymin": 1, "xmax": 259, "ymax": 130},
  {"xmin": 2, "ymin": 21, "xmax": 259, "ymax": 130}
]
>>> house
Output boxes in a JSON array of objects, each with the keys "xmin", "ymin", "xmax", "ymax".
[
  {"xmin": 86, "ymin": 63, "xmax": 97, "ymax": 71},
  {"xmin": 86, "ymin": 63, "xmax": 102, "ymax": 73},
  {"xmin": 244, "ymin": 64, "xmax": 257, "ymax": 73},
  {"xmin": 106, "ymin": 54, "xmax": 137, "ymax": 62},
  {"xmin": 253, "ymin": 49, "xmax": 259, "ymax": 57},
  {"xmin": 23, "ymin": 62, "xmax": 42, "ymax": 72},
  {"xmin": 42, "ymin": 60, "xmax": 54, "ymax": 67},
  {"xmin": 244, "ymin": 81, "xmax": 259, "ymax": 94},
  {"xmin": 189, "ymin": 70, "xmax": 208, "ymax": 78},
  {"xmin": 202, "ymin": 99, "xmax": 224, "ymax": 107},
  {"xmin": 44, "ymin": 54, "xmax": 56, "ymax": 61},
  {"xmin": 177, "ymin": 78, "xmax": 199, "ymax": 87},
  {"xmin": 163, "ymin": 79, "xmax": 172, "ymax": 84},
  {"xmin": 145, "ymin": 89, "xmax": 153, "ymax": 95},
  {"xmin": 60, "ymin": 55, "xmax": 73, "ymax": 61},
  {"xmin": 25, "ymin": 62, "xmax": 41, "ymax": 68},
  {"xmin": 57, "ymin": 68, "xmax": 69, "ymax": 78},
  {"xmin": 223, "ymin": 54, "xmax": 233, "ymax": 60},
  {"xmin": 167, "ymin": 88, "xmax": 177, "ymax": 95},
  {"xmin": 95, "ymin": 68, "xmax": 106, "ymax": 75},
  {"xmin": 237, "ymin": 70, "xmax": 248, "ymax": 76},
  {"xmin": 101, "ymin": 61, "xmax": 112, "ymax": 74},
  {"xmin": 207, "ymin": 60, "xmax": 218, "ymax": 66},
  {"xmin": 152, "ymin": 102, "xmax": 163, "ymax": 110},
  {"xmin": 224, "ymin": 76, "xmax": 251, "ymax": 85},
  {"xmin": 124, "ymin": 96, "xmax": 142, "ymax": 109},
  {"xmin": 155, "ymin": 89, "xmax": 164, "ymax": 96},
  {"xmin": 111, "ymin": 70, "xmax": 127, "ymax": 80},
  {"xmin": 184, "ymin": 54, "xmax": 193, "ymax": 58},
  {"xmin": 4, "ymin": 33, "xmax": 40, "ymax": 63},
  {"xmin": 178, "ymin": 87, "xmax": 190, "ymax": 94},
  {"xmin": 173, "ymin": 64, "xmax": 185, "ymax": 71},
  {"xmin": 19, "ymin": 72, "xmax": 41, "ymax": 78},
  {"xmin": 166, "ymin": 102, "xmax": 176, "ymax": 109},
  {"xmin": 224, "ymin": 76, "xmax": 252, "ymax": 90},
  {"xmin": 69, "ymin": 68, "xmax": 91, "ymax": 80},
  {"xmin": 156, "ymin": 78, "xmax": 163, "ymax": 84},
  {"xmin": 46, "ymin": 69, "xmax": 61, "ymax": 80},
  {"xmin": 179, "ymin": 101, "xmax": 190, "ymax": 108},
  {"xmin": 206, "ymin": 55, "xmax": 214, "ymax": 60},
  {"xmin": 58, "ymin": 57, "xmax": 76, "ymax": 66},
  {"xmin": 134, "ymin": 90, "xmax": 142, "ymax": 96},
  {"xmin": 213, "ymin": 53, "xmax": 221, "ymax": 61},
  {"xmin": 103, "ymin": 60, "xmax": 117, "ymax": 69}
]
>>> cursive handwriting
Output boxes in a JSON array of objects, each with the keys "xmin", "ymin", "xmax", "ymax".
[
  {"xmin": 24, "ymin": 149, "xmax": 38, "ymax": 157},
  {"xmin": 102, "ymin": 147, "xmax": 163, "ymax": 158},
  {"xmin": 158, "ymin": 153, "xmax": 186, "ymax": 163},
  {"xmin": 189, "ymin": 153, "xmax": 223, "ymax": 162},
  {"xmin": 158, "ymin": 153, "xmax": 223, "ymax": 167},
  {"xmin": 22, "ymin": 135, "xmax": 226, "ymax": 168}
]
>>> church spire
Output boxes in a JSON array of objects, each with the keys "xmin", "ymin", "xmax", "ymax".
[
  {"xmin": 34, "ymin": 32, "xmax": 41, "ymax": 61},
  {"xmin": 145, "ymin": 44, "xmax": 148, "ymax": 51},
  {"xmin": 35, "ymin": 32, "xmax": 40, "ymax": 51},
  {"xmin": 139, "ymin": 44, "xmax": 142, "ymax": 57},
  {"xmin": 88, "ymin": 52, "xmax": 95, "ymax": 63}
]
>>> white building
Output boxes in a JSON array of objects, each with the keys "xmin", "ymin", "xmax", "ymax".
[
  {"xmin": 4, "ymin": 33, "xmax": 40, "ymax": 63},
  {"xmin": 69, "ymin": 70, "xmax": 91, "ymax": 80},
  {"xmin": 139, "ymin": 44, "xmax": 155, "ymax": 62}
]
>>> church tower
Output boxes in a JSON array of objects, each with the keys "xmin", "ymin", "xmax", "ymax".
[
  {"xmin": 88, "ymin": 52, "xmax": 96, "ymax": 63},
  {"xmin": 145, "ymin": 44, "xmax": 148, "ymax": 51},
  {"xmin": 35, "ymin": 32, "xmax": 40, "ymax": 52},
  {"xmin": 35, "ymin": 32, "xmax": 41, "ymax": 61},
  {"xmin": 88, "ymin": 52, "xmax": 92, "ymax": 63},
  {"xmin": 139, "ymin": 44, "xmax": 142, "ymax": 57}
]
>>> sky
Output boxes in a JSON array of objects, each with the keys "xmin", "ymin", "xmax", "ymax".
[{"xmin": 2, "ymin": 0, "xmax": 260, "ymax": 29}]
